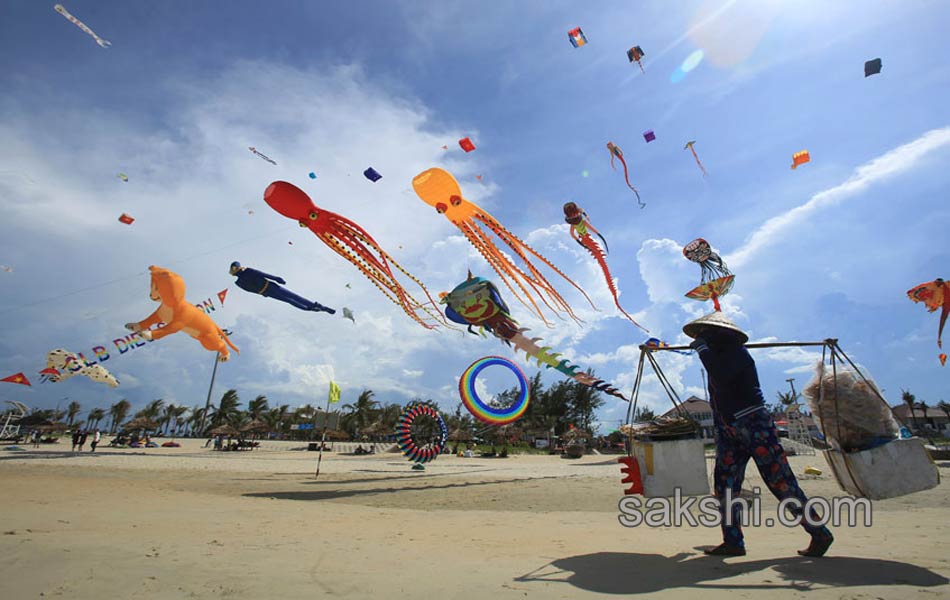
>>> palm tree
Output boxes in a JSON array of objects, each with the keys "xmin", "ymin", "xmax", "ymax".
[
  {"xmin": 160, "ymin": 404, "xmax": 179, "ymax": 434},
  {"xmin": 188, "ymin": 407, "xmax": 207, "ymax": 437},
  {"xmin": 86, "ymin": 408, "xmax": 106, "ymax": 429},
  {"xmin": 248, "ymin": 395, "xmax": 269, "ymax": 421},
  {"xmin": 342, "ymin": 389, "xmax": 379, "ymax": 434},
  {"xmin": 108, "ymin": 400, "xmax": 132, "ymax": 433},
  {"xmin": 172, "ymin": 406, "xmax": 189, "ymax": 435},
  {"xmin": 210, "ymin": 389, "xmax": 241, "ymax": 427},
  {"xmin": 902, "ymin": 389, "xmax": 919, "ymax": 432},
  {"xmin": 67, "ymin": 401, "xmax": 82, "ymax": 426},
  {"xmin": 136, "ymin": 399, "xmax": 165, "ymax": 423}
]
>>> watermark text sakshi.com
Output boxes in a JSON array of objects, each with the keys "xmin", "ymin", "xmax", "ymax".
[{"xmin": 618, "ymin": 488, "xmax": 872, "ymax": 528}]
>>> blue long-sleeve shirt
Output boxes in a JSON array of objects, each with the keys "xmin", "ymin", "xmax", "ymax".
[
  {"xmin": 694, "ymin": 340, "xmax": 766, "ymax": 424},
  {"xmin": 233, "ymin": 267, "xmax": 282, "ymax": 294}
]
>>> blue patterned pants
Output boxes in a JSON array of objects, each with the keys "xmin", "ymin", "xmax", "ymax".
[{"xmin": 714, "ymin": 408, "xmax": 832, "ymax": 548}]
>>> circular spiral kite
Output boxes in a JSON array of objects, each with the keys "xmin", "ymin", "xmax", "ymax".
[
  {"xmin": 459, "ymin": 356, "xmax": 531, "ymax": 425},
  {"xmin": 395, "ymin": 403, "xmax": 448, "ymax": 464}
]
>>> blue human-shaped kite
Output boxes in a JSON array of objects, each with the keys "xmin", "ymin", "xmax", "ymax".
[{"xmin": 229, "ymin": 262, "xmax": 335, "ymax": 314}]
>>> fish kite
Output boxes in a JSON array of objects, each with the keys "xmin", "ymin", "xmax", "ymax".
[
  {"xmin": 459, "ymin": 137, "xmax": 476, "ymax": 152},
  {"xmin": 41, "ymin": 348, "xmax": 118, "ymax": 388},
  {"xmin": 683, "ymin": 238, "xmax": 734, "ymax": 311},
  {"xmin": 363, "ymin": 167, "xmax": 382, "ymax": 182},
  {"xmin": 342, "ymin": 307, "xmax": 356, "ymax": 323},
  {"xmin": 442, "ymin": 273, "xmax": 627, "ymax": 400},
  {"xmin": 412, "ymin": 167, "xmax": 596, "ymax": 327},
  {"xmin": 54, "ymin": 4, "xmax": 111, "ymax": 48},
  {"xmin": 117, "ymin": 173, "xmax": 129, "ymax": 182},
  {"xmin": 230, "ymin": 262, "xmax": 335, "ymax": 314},
  {"xmin": 606, "ymin": 142, "xmax": 644, "ymax": 208},
  {"xmin": 627, "ymin": 46, "xmax": 646, "ymax": 72},
  {"xmin": 568, "ymin": 27, "xmax": 588, "ymax": 48},
  {"xmin": 563, "ymin": 202, "xmax": 647, "ymax": 332},
  {"xmin": 125, "ymin": 266, "xmax": 239, "ymax": 361},
  {"xmin": 264, "ymin": 181, "xmax": 448, "ymax": 329},
  {"xmin": 907, "ymin": 278, "xmax": 950, "ymax": 366},
  {"xmin": 249, "ymin": 147, "xmax": 277, "ymax": 165},
  {"xmin": 684, "ymin": 141, "xmax": 707, "ymax": 176},
  {"xmin": 864, "ymin": 58, "xmax": 882, "ymax": 77},
  {"xmin": 643, "ymin": 130, "xmax": 656, "ymax": 143},
  {"xmin": 791, "ymin": 150, "xmax": 810, "ymax": 169}
]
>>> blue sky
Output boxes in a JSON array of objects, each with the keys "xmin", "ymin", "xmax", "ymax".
[{"xmin": 1, "ymin": 0, "xmax": 948, "ymax": 429}]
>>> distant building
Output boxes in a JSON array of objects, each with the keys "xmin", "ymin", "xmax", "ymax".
[
  {"xmin": 891, "ymin": 404, "xmax": 950, "ymax": 436},
  {"xmin": 660, "ymin": 396, "xmax": 714, "ymax": 439}
]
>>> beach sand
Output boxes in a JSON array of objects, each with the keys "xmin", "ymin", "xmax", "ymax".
[{"xmin": 1, "ymin": 439, "xmax": 948, "ymax": 599}]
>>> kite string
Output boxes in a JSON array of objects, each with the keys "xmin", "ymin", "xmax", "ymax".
[{"xmin": 0, "ymin": 226, "xmax": 289, "ymax": 317}]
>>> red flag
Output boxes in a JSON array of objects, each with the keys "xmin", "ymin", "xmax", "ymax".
[
  {"xmin": 1, "ymin": 372, "xmax": 31, "ymax": 386},
  {"xmin": 217, "ymin": 289, "xmax": 228, "ymax": 306}
]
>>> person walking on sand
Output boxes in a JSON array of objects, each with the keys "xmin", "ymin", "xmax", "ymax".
[
  {"xmin": 90, "ymin": 428, "xmax": 101, "ymax": 453},
  {"xmin": 78, "ymin": 429, "xmax": 88, "ymax": 452},
  {"xmin": 32, "ymin": 429, "xmax": 41, "ymax": 448},
  {"xmin": 684, "ymin": 311, "xmax": 834, "ymax": 558},
  {"xmin": 71, "ymin": 429, "xmax": 81, "ymax": 452}
]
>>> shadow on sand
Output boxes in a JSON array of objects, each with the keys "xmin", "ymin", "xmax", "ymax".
[
  {"xmin": 243, "ymin": 475, "xmax": 561, "ymax": 501},
  {"xmin": 515, "ymin": 551, "xmax": 949, "ymax": 595}
]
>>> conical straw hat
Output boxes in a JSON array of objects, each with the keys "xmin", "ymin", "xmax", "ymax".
[{"xmin": 682, "ymin": 311, "xmax": 748, "ymax": 344}]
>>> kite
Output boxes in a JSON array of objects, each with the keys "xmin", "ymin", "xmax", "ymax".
[
  {"xmin": 459, "ymin": 356, "xmax": 530, "ymax": 425},
  {"xmin": 395, "ymin": 402, "xmax": 447, "ymax": 464},
  {"xmin": 264, "ymin": 181, "xmax": 448, "ymax": 330},
  {"xmin": 118, "ymin": 213, "xmax": 134, "ymax": 225},
  {"xmin": 412, "ymin": 167, "xmax": 595, "ymax": 326},
  {"xmin": 459, "ymin": 137, "xmax": 476, "ymax": 152},
  {"xmin": 217, "ymin": 289, "xmax": 228, "ymax": 305},
  {"xmin": 342, "ymin": 307, "xmax": 356, "ymax": 323},
  {"xmin": 117, "ymin": 173, "xmax": 128, "ymax": 182},
  {"xmin": 644, "ymin": 337, "xmax": 692, "ymax": 356},
  {"xmin": 1, "ymin": 373, "xmax": 30, "ymax": 386},
  {"xmin": 363, "ymin": 167, "xmax": 382, "ymax": 182},
  {"xmin": 907, "ymin": 278, "xmax": 950, "ymax": 366},
  {"xmin": 54, "ymin": 4, "xmax": 111, "ymax": 48},
  {"xmin": 643, "ymin": 130, "xmax": 656, "ymax": 143},
  {"xmin": 627, "ymin": 45, "xmax": 646, "ymax": 72},
  {"xmin": 683, "ymin": 238, "xmax": 734, "ymax": 311},
  {"xmin": 309, "ymin": 172, "xmax": 317, "ymax": 179},
  {"xmin": 442, "ymin": 273, "xmax": 627, "ymax": 400},
  {"xmin": 230, "ymin": 262, "xmax": 335, "ymax": 314},
  {"xmin": 791, "ymin": 150, "xmax": 810, "ymax": 169},
  {"xmin": 563, "ymin": 202, "xmax": 647, "ymax": 332},
  {"xmin": 864, "ymin": 58, "xmax": 882, "ymax": 77},
  {"xmin": 125, "ymin": 266, "xmax": 239, "ymax": 361},
  {"xmin": 41, "ymin": 349, "xmax": 118, "ymax": 388},
  {"xmin": 684, "ymin": 141, "xmax": 707, "ymax": 176},
  {"xmin": 606, "ymin": 142, "xmax": 644, "ymax": 208},
  {"xmin": 568, "ymin": 27, "xmax": 588, "ymax": 48},
  {"xmin": 248, "ymin": 147, "xmax": 277, "ymax": 165},
  {"xmin": 1, "ymin": 265, "xmax": 13, "ymax": 273}
]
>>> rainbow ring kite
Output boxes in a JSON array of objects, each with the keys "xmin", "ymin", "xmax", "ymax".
[
  {"xmin": 459, "ymin": 356, "xmax": 530, "ymax": 425},
  {"xmin": 395, "ymin": 403, "xmax": 448, "ymax": 464}
]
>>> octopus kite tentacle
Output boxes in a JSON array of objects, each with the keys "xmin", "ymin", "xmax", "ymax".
[
  {"xmin": 264, "ymin": 181, "xmax": 446, "ymax": 329},
  {"xmin": 564, "ymin": 203, "xmax": 648, "ymax": 333},
  {"xmin": 442, "ymin": 275, "xmax": 628, "ymax": 401},
  {"xmin": 606, "ymin": 142, "xmax": 645, "ymax": 208},
  {"xmin": 413, "ymin": 168, "xmax": 596, "ymax": 326}
]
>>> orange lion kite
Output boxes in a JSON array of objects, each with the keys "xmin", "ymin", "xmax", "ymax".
[{"xmin": 125, "ymin": 266, "xmax": 238, "ymax": 361}]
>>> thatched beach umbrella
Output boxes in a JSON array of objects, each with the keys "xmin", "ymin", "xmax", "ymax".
[
  {"xmin": 121, "ymin": 417, "xmax": 159, "ymax": 432},
  {"xmin": 241, "ymin": 420, "xmax": 271, "ymax": 434},
  {"xmin": 208, "ymin": 424, "xmax": 240, "ymax": 437},
  {"xmin": 323, "ymin": 429, "xmax": 349, "ymax": 441}
]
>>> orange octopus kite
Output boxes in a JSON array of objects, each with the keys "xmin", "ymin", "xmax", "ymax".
[{"xmin": 412, "ymin": 168, "xmax": 595, "ymax": 326}]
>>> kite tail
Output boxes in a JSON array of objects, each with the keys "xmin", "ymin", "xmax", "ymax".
[
  {"xmin": 619, "ymin": 156, "xmax": 645, "ymax": 208},
  {"xmin": 939, "ymin": 304, "xmax": 949, "ymax": 348},
  {"xmin": 507, "ymin": 329, "xmax": 627, "ymax": 401},
  {"xmin": 579, "ymin": 234, "xmax": 648, "ymax": 333}
]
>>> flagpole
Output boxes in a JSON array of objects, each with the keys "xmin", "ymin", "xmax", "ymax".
[{"xmin": 314, "ymin": 387, "xmax": 334, "ymax": 479}]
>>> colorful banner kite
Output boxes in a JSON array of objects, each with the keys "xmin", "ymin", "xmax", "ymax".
[{"xmin": 54, "ymin": 4, "xmax": 111, "ymax": 48}]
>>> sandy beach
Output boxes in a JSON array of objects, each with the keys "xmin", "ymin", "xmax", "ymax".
[{"xmin": 0, "ymin": 439, "xmax": 948, "ymax": 599}]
